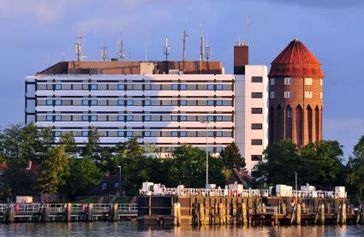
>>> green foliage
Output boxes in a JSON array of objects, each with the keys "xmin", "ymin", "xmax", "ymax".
[
  {"xmin": 167, "ymin": 145, "xmax": 225, "ymax": 188},
  {"xmin": 66, "ymin": 156, "xmax": 102, "ymax": 197},
  {"xmin": 60, "ymin": 132, "xmax": 77, "ymax": 154},
  {"xmin": 36, "ymin": 146, "xmax": 71, "ymax": 194},
  {"xmin": 253, "ymin": 140, "xmax": 345, "ymax": 189},
  {"xmin": 219, "ymin": 142, "xmax": 246, "ymax": 169},
  {"xmin": 82, "ymin": 127, "xmax": 100, "ymax": 160},
  {"xmin": 347, "ymin": 136, "xmax": 364, "ymax": 203}
]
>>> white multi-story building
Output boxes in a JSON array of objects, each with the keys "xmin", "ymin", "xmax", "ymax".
[{"xmin": 25, "ymin": 44, "xmax": 268, "ymax": 171}]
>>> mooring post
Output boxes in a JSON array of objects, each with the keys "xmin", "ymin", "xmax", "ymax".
[
  {"xmin": 66, "ymin": 203, "xmax": 72, "ymax": 222},
  {"xmin": 242, "ymin": 201, "xmax": 248, "ymax": 226},
  {"xmin": 7, "ymin": 204, "xmax": 15, "ymax": 223},
  {"xmin": 87, "ymin": 203, "xmax": 94, "ymax": 222},
  {"xmin": 340, "ymin": 202, "xmax": 346, "ymax": 225},
  {"xmin": 320, "ymin": 203, "xmax": 325, "ymax": 225},
  {"xmin": 41, "ymin": 204, "xmax": 49, "ymax": 222},
  {"xmin": 111, "ymin": 203, "xmax": 118, "ymax": 222},
  {"xmin": 296, "ymin": 203, "xmax": 301, "ymax": 225}
]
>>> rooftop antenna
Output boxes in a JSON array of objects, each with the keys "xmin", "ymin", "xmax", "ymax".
[
  {"xmin": 182, "ymin": 30, "xmax": 189, "ymax": 62},
  {"xmin": 101, "ymin": 46, "xmax": 108, "ymax": 61},
  {"xmin": 205, "ymin": 46, "xmax": 211, "ymax": 62},
  {"xmin": 199, "ymin": 34, "xmax": 205, "ymax": 72},
  {"xmin": 118, "ymin": 40, "xmax": 125, "ymax": 60},
  {"xmin": 75, "ymin": 36, "xmax": 83, "ymax": 62},
  {"xmin": 163, "ymin": 36, "xmax": 171, "ymax": 61}
]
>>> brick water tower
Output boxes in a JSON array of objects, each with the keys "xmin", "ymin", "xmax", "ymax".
[{"xmin": 268, "ymin": 39, "xmax": 324, "ymax": 146}]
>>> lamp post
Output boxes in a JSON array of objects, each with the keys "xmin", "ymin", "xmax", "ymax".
[
  {"xmin": 201, "ymin": 120, "xmax": 210, "ymax": 189},
  {"xmin": 118, "ymin": 165, "xmax": 122, "ymax": 196}
]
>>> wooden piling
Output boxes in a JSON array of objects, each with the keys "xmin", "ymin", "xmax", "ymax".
[
  {"xmin": 66, "ymin": 203, "xmax": 72, "ymax": 222},
  {"xmin": 111, "ymin": 203, "xmax": 118, "ymax": 222},
  {"xmin": 320, "ymin": 203, "xmax": 325, "ymax": 225},
  {"xmin": 87, "ymin": 203, "xmax": 93, "ymax": 222}
]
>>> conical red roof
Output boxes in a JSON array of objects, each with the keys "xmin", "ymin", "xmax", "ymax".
[{"xmin": 268, "ymin": 39, "xmax": 324, "ymax": 78}]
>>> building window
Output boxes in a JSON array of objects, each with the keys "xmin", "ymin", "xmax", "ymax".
[
  {"xmin": 82, "ymin": 99, "xmax": 89, "ymax": 106},
  {"xmin": 144, "ymin": 115, "xmax": 151, "ymax": 121},
  {"xmin": 251, "ymin": 123, "xmax": 263, "ymax": 130},
  {"xmin": 91, "ymin": 115, "xmax": 97, "ymax": 121},
  {"xmin": 270, "ymin": 78, "xmax": 275, "ymax": 86},
  {"xmin": 305, "ymin": 78, "xmax": 313, "ymax": 85},
  {"xmin": 118, "ymin": 100, "xmax": 124, "ymax": 106},
  {"xmin": 180, "ymin": 115, "xmax": 187, "ymax": 121},
  {"xmin": 180, "ymin": 84, "xmax": 187, "ymax": 90},
  {"xmin": 180, "ymin": 100, "xmax": 187, "ymax": 106},
  {"xmin": 251, "ymin": 108, "xmax": 263, "ymax": 114},
  {"xmin": 127, "ymin": 100, "xmax": 134, "ymax": 106},
  {"xmin": 171, "ymin": 116, "xmax": 178, "ymax": 121},
  {"xmin": 46, "ymin": 99, "xmax": 53, "ymax": 106},
  {"xmin": 270, "ymin": 91, "xmax": 275, "ymax": 99},
  {"xmin": 126, "ymin": 115, "xmax": 133, "ymax": 121},
  {"xmin": 216, "ymin": 116, "xmax": 223, "ymax": 121},
  {"xmin": 171, "ymin": 84, "xmax": 178, "ymax": 90},
  {"xmin": 91, "ymin": 100, "xmax": 98, "ymax": 106},
  {"xmin": 252, "ymin": 139, "xmax": 263, "ymax": 145},
  {"xmin": 118, "ymin": 115, "xmax": 124, "ymax": 121},
  {"xmin": 305, "ymin": 91, "xmax": 313, "ymax": 99},
  {"xmin": 207, "ymin": 84, "xmax": 214, "ymax": 90},
  {"xmin": 171, "ymin": 131, "xmax": 178, "ymax": 137},
  {"xmin": 90, "ymin": 84, "xmax": 98, "ymax": 90},
  {"xmin": 207, "ymin": 115, "xmax": 214, "ymax": 122},
  {"xmin": 251, "ymin": 92, "xmax": 263, "ymax": 98},
  {"xmin": 287, "ymin": 110, "xmax": 292, "ymax": 118},
  {"xmin": 55, "ymin": 100, "xmax": 62, "ymax": 106},
  {"xmin": 55, "ymin": 115, "xmax": 62, "ymax": 121},
  {"xmin": 252, "ymin": 76, "xmax": 263, "ymax": 83},
  {"xmin": 118, "ymin": 84, "xmax": 125, "ymax": 90},
  {"xmin": 207, "ymin": 100, "xmax": 214, "ymax": 106},
  {"xmin": 54, "ymin": 84, "xmax": 62, "ymax": 90},
  {"xmin": 126, "ymin": 131, "xmax": 133, "ymax": 137},
  {"xmin": 54, "ymin": 131, "xmax": 61, "ymax": 137},
  {"xmin": 117, "ymin": 131, "xmax": 124, "ymax": 137},
  {"xmin": 216, "ymin": 131, "xmax": 223, "ymax": 137},
  {"xmin": 216, "ymin": 84, "xmax": 223, "ymax": 90},
  {"xmin": 144, "ymin": 100, "xmax": 151, "ymax": 106},
  {"xmin": 284, "ymin": 77, "xmax": 293, "ymax": 85},
  {"xmin": 180, "ymin": 131, "xmax": 187, "ymax": 137},
  {"xmin": 82, "ymin": 115, "xmax": 89, "ymax": 121},
  {"xmin": 46, "ymin": 115, "xmax": 53, "ymax": 121},
  {"xmin": 144, "ymin": 131, "xmax": 151, "ymax": 137},
  {"xmin": 216, "ymin": 100, "xmax": 223, "ymax": 106},
  {"xmin": 284, "ymin": 91, "xmax": 292, "ymax": 98},
  {"xmin": 251, "ymin": 155, "xmax": 262, "ymax": 161},
  {"xmin": 82, "ymin": 131, "xmax": 89, "ymax": 137}
]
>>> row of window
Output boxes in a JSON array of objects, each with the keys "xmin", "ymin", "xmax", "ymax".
[
  {"xmin": 54, "ymin": 130, "xmax": 233, "ymax": 138},
  {"xmin": 38, "ymin": 114, "xmax": 233, "ymax": 122},
  {"xmin": 38, "ymin": 83, "xmax": 233, "ymax": 91},
  {"xmin": 270, "ymin": 77, "xmax": 323, "ymax": 86},
  {"xmin": 270, "ymin": 91, "xmax": 322, "ymax": 99},
  {"xmin": 38, "ymin": 99, "xmax": 233, "ymax": 107}
]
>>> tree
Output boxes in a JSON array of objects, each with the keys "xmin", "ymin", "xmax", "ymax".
[
  {"xmin": 82, "ymin": 127, "xmax": 100, "ymax": 160},
  {"xmin": 167, "ymin": 145, "xmax": 225, "ymax": 188},
  {"xmin": 36, "ymin": 146, "xmax": 71, "ymax": 194},
  {"xmin": 60, "ymin": 132, "xmax": 77, "ymax": 154},
  {"xmin": 219, "ymin": 142, "xmax": 246, "ymax": 169},
  {"xmin": 252, "ymin": 140, "xmax": 345, "ymax": 189},
  {"xmin": 66, "ymin": 156, "xmax": 102, "ymax": 197},
  {"xmin": 347, "ymin": 136, "xmax": 364, "ymax": 203}
]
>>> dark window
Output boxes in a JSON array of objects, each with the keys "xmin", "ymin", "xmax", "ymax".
[
  {"xmin": 251, "ymin": 155, "xmax": 262, "ymax": 161},
  {"xmin": 251, "ymin": 108, "xmax": 263, "ymax": 114},
  {"xmin": 251, "ymin": 92, "xmax": 263, "ymax": 98},
  {"xmin": 251, "ymin": 139, "xmax": 263, "ymax": 145},
  {"xmin": 251, "ymin": 123, "xmax": 263, "ymax": 130},
  {"xmin": 252, "ymin": 76, "xmax": 263, "ymax": 83}
]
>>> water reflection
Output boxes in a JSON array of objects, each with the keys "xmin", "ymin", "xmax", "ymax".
[{"xmin": 0, "ymin": 223, "xmax": 363, "ymax": 237}]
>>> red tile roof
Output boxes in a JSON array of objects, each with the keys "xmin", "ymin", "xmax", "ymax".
[{"xmin": 269, "ymin": 39, "xmax": 324, "ymax": 78}]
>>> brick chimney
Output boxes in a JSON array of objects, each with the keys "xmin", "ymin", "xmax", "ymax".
[{"xmin": 234, "ymin": 43, "xmax": 249, "ymax": 74}]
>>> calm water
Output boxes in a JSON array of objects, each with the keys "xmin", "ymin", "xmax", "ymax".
[{"xmin": 0, "ymin": 222, "xmax": 364, "ymax": 237}]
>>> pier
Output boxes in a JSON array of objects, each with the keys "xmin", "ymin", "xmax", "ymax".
[
  {"xmin": 0, "ymin": 203, "xmax": 137, "ymax": 223},
  {"xmin": 137, "ymin": 183, "xmax": 364, "ymax": 226}
]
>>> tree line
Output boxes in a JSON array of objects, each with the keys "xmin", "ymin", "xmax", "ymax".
[{"xmin": 0, "ymin": 124, "xmax": 245, "ymax": 201}]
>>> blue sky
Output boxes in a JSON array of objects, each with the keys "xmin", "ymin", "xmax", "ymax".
[{"xmin": 0, "ymin": 0, "xmax": 363, "ymax": 158}]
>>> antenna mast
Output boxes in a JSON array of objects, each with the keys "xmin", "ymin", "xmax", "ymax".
[
  {"xmin": 163, "ymin": 36, "xmax": 170, "ymax": 61},
  {"xmin": 182, "ymin": 30, "xmax": 189, "ymax": 62},
  {"xmin": 75, "ymin": 36, "xmax": 83, "ymax": 62},
  {"xmin": 118, "ymin": 40, "xmax": 125, "ymax": 60},
  {"xmin": 101, "ymin": 46, "xmax": 108, "ymax": 61}
]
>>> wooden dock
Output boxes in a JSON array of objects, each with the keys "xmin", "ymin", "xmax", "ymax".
[
  {"xmin": 137, "ymin": 196, "xmax": 364, "ymax": 226},
  {"xmin": 0, "ymin": 203, "xmax": 137, "ymax": 223}
]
